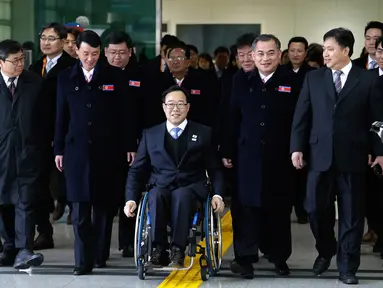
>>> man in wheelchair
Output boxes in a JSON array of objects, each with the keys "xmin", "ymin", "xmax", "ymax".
[{"xmin": 124, "ymin": 85, "xmax": 225, "ymax": 268}]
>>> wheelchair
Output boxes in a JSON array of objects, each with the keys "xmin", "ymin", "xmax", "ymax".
[{"xmin": 133, "ymin": 185, "xmax": 223, "ymax": 281}]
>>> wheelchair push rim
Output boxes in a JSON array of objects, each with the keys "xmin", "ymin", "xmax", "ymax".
[
  {"xmin": 134, "ymin": 193, "xmax": 150, "ymax": 268},
  {"xmin": 204, "ymin": 196, "xmax": 223, "ymax": 275}
]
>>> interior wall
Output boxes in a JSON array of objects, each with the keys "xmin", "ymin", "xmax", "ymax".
[{"xmin": 163, "ymin": 0, "xmax": 383, "ymax": 58}]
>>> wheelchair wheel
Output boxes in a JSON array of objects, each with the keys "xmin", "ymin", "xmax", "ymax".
[
  {"xmin": 204, "ymin": 196, "xmax": 223, "ymax": 275},
  {"xmin": 134, "ymin": 192, "xmax": 151, "ymax": 269},
  {"xmin": 138, "ymin": 265, "xmax": 146, "ymax": 280}
]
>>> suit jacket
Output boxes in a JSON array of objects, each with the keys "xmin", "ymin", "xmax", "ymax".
[
  {"xmin": 125, "ymin": 121, "xmax": 224, "ymax": 202},
  {"xmin": 54, "ymin": 61, "xmax": 138, "ymax": 203},
  {"xmin": 290, "ymin": 65, "xmax": 383, "ymax": 172},
  {"xmin": 352, "ymin": 54, "xmax": 368, "ymax": 69},
  {"xmin": 0, "ymin": 70, "xmax": 46, "ymax": 205},
  {"xmin": 284, "ymin": 62, "xmax": 315, "ymax": 88}
]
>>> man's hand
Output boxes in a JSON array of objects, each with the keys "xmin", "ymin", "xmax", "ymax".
[
  {"xmin": 291, "ymin": 152, "xmax": 306, "ymax": 169},
  {"xmin": 368, "ymin": 154, "xmax": 373, "ymax": 165},
  {"xmin": 371, "ymin": 156, "xmax": 383, "ymax": 175},
  {"xmin": 55, "ymin": 155, "xmax": 64, "ymax": 172},
  {"xmin": 124, "ymin": 201, "xmax": 137, "ymax": 217},
  {"xmin": 127, "ymin": 152, "xmax": 136, "ymax": 166},
  {"xmin": 211, "ymin": 196, "xmax": 225, "ymax": 213},
  {"xmin": 222, "ymin": 158, "xmax": 233, "ymax": 168}
]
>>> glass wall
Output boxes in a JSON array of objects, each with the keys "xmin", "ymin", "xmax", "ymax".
[{"xmin": 8, "ymin": 0, "xmax": 160, "ymax": 63}]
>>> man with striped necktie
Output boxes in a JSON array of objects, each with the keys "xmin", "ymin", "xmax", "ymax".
[
  {"xmin": 291, "ymin": 28, "xmax": 383, "ymax": 285},
  {"xmin": 352, "ymin": 21, "xmax": 383, "ymax": 249}
]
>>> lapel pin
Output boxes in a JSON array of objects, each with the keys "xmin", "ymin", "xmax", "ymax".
[{"xmin": 192, "ymin": 135, "xmax": 197, "ymax": 141}]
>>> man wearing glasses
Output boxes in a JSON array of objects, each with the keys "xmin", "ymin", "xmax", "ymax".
[
  {"xmin": 369, "ymin": 35, "xmax": 383, "ymax": 261},
  {"xmin": 104, "ymin": 31, "xmax": 141, "ymax": 258},
  {"xmin": 0, "ymin": 39, "xmax": 48, "ymax": 269},
  {"xmin": 124, "ymin": 85, "xmax": 224, "ymax": 268},
  {"xmin": 141, "ymin": 41, "xmax": 221, "ymax": 131},
  {"xmin": 29, "ymin": 22, "xmax": 77, "ymax": 251}
]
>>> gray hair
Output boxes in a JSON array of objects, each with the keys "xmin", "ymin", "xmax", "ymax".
[{"xmin": 252, "ymin": 34, "xmax": 281, "ymax": 50}]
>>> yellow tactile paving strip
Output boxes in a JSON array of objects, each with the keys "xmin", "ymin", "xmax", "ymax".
[{"xmin": 158, "ymin": 211, "xmax": 233, "ymax": 288}]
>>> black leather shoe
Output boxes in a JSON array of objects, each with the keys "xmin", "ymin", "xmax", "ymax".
[
  {"xmin": 230, "ymin": 259, "xmax": 254, "ymax": 279},
  {"xmin": 13, "ymin": 249, "xmax": 44, "ymax": 269},
  {"xmin": 149, "ymin": 245, "xmax": 169, "ymax": 267},
  {"xmin": 274, "ymin": 262, "xmax": 290, "ymax": 276},
  {"xmin": 33, "ymin": 234, "xmax": 54, "ymax": 250},
  {"xmin": 94, "ymin": 262, "xmax": 106, "ymax": 268},
  {"xmin": 339, "ymin": 273, "xmax": 358, "ymax": 285},
  {"xmin": 313, "ymin": 256, "xmax": 331, "ymax": 275},
  {"xmin": 168, "ymin": 246, "xmax": 185, "ymax": 268},
  {"xmin": 73, "ymin": 266, "xmax": 93, "ymax": 276},
  {"xmin": 0, "ymin": 250, "xmax": 17, "ymax": 266}
]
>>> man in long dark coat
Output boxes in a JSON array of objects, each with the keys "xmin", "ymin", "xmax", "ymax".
[{"xmin": 0, "ymin": 40, "xmax": 46, "ymax": 269}]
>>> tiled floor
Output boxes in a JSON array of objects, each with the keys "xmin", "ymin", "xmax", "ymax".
[{"xmin": 0, "ymin": 213, "xmax": 382, "ymax": 287}]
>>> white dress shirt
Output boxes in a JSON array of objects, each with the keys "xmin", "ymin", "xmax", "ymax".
[
  {"xmin": 175, "ymin": 78, "xmax": 184, "ymax": 87},
  {"xmin": 46, "ymin": 53, "xmax": 62, "ymax": 72},
  {"xmin": 331, "ymin": 60, "xmax": 352, "ymax": 88},
  {"xmin": 259, "ymin": 71, "xmax": 275, "ymax": 83},
  {"xmin": 1, "ymin": 70, "xmax": 19, "ymax": 88},
  {"xmin": 166, "ymin": 119, "xmax": 187, "ymax": 135},
  {"xmin": 368, "ymin": 54, "xmax": 378, "ymax": 70},
  {"xmin": 379, "ymin": 68, "xmax": 383, "ymax": 76},
  {"xmin": 82, "ymin": 67, "xmax": 94, "ymax": 82}
]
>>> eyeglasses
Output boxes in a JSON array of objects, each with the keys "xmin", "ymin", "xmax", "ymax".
[
  {"xmin": 108, "ymin": 50, "xmax": 128, "ymax": 57},
  {"xmin": 168, "ymin": 56, "xmax": 186, "ymax": 62},
  {"xmin": 5, "ymin": 54, "xmax": 25, "ymax": 65},
  {"xmin": 164, "ymin": 103, "xmax": 188, "ymax": 110},
  {"xmin": 40, "ymin": 36, "xmax": 61, "ymax": 43}
]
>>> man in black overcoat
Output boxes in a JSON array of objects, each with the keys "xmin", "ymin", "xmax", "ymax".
[{"xmin": 0, "ymin": 40, "xmax": 45, "ymax": 269}]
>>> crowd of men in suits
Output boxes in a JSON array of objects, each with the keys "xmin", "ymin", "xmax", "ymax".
[{"xmin": 0, "ymin": 19, "xmax": 382, "ymax": 285}]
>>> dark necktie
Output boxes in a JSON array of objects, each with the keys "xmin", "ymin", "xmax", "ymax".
[
  {"xmin": 8, "ymin": 77, "xmax": 16, "ymax": 97},
  {"xmin": 333, "ymin": 70, "xmax": 342, "ymax": 95}
]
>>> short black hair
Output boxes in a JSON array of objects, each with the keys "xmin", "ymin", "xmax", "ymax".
[
  {"xmin": 375, "ymin": 35, "xmax": 383, "ymax": 49},
  {"xmin": 40, "ymin": 22, "xmax": 68, "ymax": 39},
  {"xmin": 288, "ymin": 36, "xmax": 309, "ymax": 50},
  {"xmin": 252, "ymin": 34, "xmax": 281, "ymax": 50},
  {"xmin": 365, "ymin": 21, "xmax": 383, "ymax": 35},
  {"xmin": 236, "ymin": 33, "xmax": 257, "ymax": 49},
  {"xmin": 105, "ymin": 31, "xmax": 133, "ymax": 48},
  {"xmin": 67, "ymin": 28, "xmax": 81, "ymax": 40},
  {"xmin": 186, "ymin": 44, "xmax": 198, "ymax": 54},
  {"xmin": 76, "ymin": 30, "xmax": 101, "ymax": 49},
  {"xmin": 323, "ymin": 28, "xmax": 354, "ymax": 57},
  {"xmin": 167, "ymin": 41, "xmax": 190, "ymax": 59},
  {"xmin": 160, "ymin": 34, "xmax": 178, "ymax": 47},
  {"xmin": 161, "ymin": 85, "xmax": 190, "ymax": 103},
  {"xmin": 0, "ymin": 39, "xmax": 23, "ymax": 61},
  {"xmin": 214, "ymin": 46, "xmax": 229, "ymax": 57}
]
